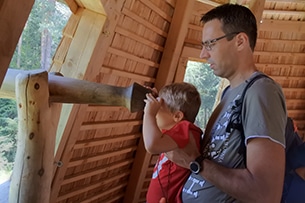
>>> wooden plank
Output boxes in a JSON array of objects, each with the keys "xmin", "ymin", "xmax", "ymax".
[
  {"xmin": 123, "ymin": 137, "xmax": 152, "ymax": 203},
  {"xmin": 80, "ymin": 120, "xmax": 142, "ymax": 130},
  {"xmin": 140, "ymin": 0, "xmax": 172, "ymax": 22},
  {"xmin": 249, "ymin": 0, "xmax": 266, "ymax": 27},
  {"xmin": 81, "ymin": 183, "xmax": 127, "ymax": 203},
  {"xmin": 74, "ymin": 133, "xmax": 141, "ymax": 149},
  {"xmin": 0, "ymin": 0, "xmax": 34, "ymax": 88},
  {"xmin": 270, "ymin": 75, "xmax": 305, "ymax": 80},
  {"xmin": 256, "ymin": 63, "xmax": 305, "ymax": 70},
  {"xmin": 51, "ymin": 104, "xmax": 87, "ymax": 203},
  {"xmin": 100, "ymin": 66, "xmax": 156, "ymax": 82},
  {"xmin": 107, "ymin": 47, "xmax": 159, "ymax": 67},
  {"xmin": 64, "ymin": 0, "xmax": 79, "ymax": 14},
  {"xmin": 254, "ymin": 50, "xmax": 305, "ymax": 57},
  {"xmin": 257, "ymin": 38, "xmax": 305, "ymax": 44},
  {"xmin": 69, "ymin": 146, "xmax": 137, "ymax": 167},
  {"xmin": 115, "ymin": 26, "xmax": 164, "ymax": 51},
  {"xmin": 259, "ymin": 19, "xmax": 305, "ymax": 32},
  {"xmin": 197, "ymin": 0, "xmax": 221, "ymax": 7},
  {"xmin": 79, "ymin": 0, "xmax": 106, "ymax": 14},
  {"xmin": 56, "ymin": 172, "xmax": 130, "ymax": 201},
  {"xmin": 62, "ymin": 159, "xmax": 133, "ymax": 184},
  {"xmin": 122, "ymin": 8, "xmax": 168, "ymax": 38},
  {"xmin": 84, "ymin": 0, "xmax": 125, "ymax": 81},
  {"xmin": 264, "ymin": 10, "xmax": 305, "ymax": 16},
  {"xmin": 51, "ymin": 9, "xmax": 109, "ymax": 200},
  {"xmin": 156, "ymin": 0, "xmax": 196, "ymax": 89},
  {"xmin": 266, "ymin": 0, "xmax": 305, "ymax": 2},
  {"xmin": 61, "ymin": 9, "xmax": 106, "ymax": 79}
]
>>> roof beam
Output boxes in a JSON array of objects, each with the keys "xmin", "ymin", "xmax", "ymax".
[
  {"xmin": 155, "ymin": 0, "xmax": 196, "ymax": 89},
  {"xmin": 259, "ymin": 19, "xmax": 305, "ymax": 32}
]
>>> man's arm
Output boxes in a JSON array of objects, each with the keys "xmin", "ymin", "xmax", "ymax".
[
  {"xmin": 201, "ymin": 137, "xmax": 285, "ymax": 203},
  {"xmin": 166, "ymin": 136, "xmax": 285, "ymax": 202}
]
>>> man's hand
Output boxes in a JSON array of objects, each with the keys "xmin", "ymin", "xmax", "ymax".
[
  {"xmin": 159, "ymin": 197, "xmax": 166, "ymax": 203},
  {"xmin": 165, "ymin": 133, "xmax": 201, "ymax": 169}
]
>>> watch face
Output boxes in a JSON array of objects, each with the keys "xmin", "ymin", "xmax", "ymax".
[{"xmin": 190, "ymin": 161, "xmax": 200, "ymax": 174}]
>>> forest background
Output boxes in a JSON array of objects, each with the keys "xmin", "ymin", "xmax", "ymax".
[{"xmin": 0, "ymin": 0, "xmax": 71, "ymax": 181}]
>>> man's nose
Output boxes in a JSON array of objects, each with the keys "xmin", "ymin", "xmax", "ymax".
[{"xmin": 200, "ymin": 47, "xmax": 210, "ymax": 59}]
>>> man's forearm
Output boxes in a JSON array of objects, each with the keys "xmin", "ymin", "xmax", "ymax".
[{"xmin": 200, "ymin": 159, "xmax": 282, "ymax": 203}]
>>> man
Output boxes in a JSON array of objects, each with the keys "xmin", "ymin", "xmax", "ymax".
[{"xmin": 166, "ymin": 4, "xmax": 287, "ymax": 203}]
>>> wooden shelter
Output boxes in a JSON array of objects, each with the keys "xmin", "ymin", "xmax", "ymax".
[{"xmin": 1, "ymin": 0, "xmax": 305, "ymax": 202}]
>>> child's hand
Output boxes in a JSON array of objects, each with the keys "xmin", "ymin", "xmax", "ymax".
[
  {"xmin": 144, "ymin": 86, "xmax": 159, "ymax": 98},
  {"xmin": 144, "ymin": 93, "xmax": 162, "ymax": 116}
]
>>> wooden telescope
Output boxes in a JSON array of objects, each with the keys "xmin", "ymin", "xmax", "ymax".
[
  {"xmin": 1, "ymin": 68, "xmax": 151, "ymax": 112},
  {"xmin": 0, "ymin": 68, "xmax": 151, "ymax": 203}
]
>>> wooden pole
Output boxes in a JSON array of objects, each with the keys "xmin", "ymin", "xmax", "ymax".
[
  {"xmin": 9, "ymin": 70, "xmax": 61, "ymax": 203},
  {"xmin": 0, "ymin": 68, "xmax": 150, "ymax": 112}
]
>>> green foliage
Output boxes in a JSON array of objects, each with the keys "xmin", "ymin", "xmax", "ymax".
[
  {"xmin": 9, "ymin": 0, "xmax": 71, "ymax": 70},
  {"xmin": 0, "ymin": 99, "xmax": 18, "ymax": 171},
  {"xmin": 1, "ymin": 0, "xmax": 70, "ymax": 173},
  {"xmin": 184, "ymin": 61, "xmax": 220, "ymax": 129}
]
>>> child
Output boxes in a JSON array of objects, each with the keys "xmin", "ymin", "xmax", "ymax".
[{"xmin": 143, "ymin": 82, "xmax": 202, "ymax": 203}]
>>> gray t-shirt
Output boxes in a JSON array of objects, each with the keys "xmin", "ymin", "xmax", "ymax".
[{"xmin": 182, "ymin": 72, "xmax": 287, "ymax": 203}]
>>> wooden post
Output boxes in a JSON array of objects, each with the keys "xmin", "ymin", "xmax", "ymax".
[{"xmin": 9, "ymin": 70, "xmax": 61, "ymax": 203}]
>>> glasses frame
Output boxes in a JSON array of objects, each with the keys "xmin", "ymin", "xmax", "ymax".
[{"xmin": 202, "ymin": 32, "xmax": 240, "ymax": 51}]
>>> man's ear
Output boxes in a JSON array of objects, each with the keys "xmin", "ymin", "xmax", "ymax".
[
  {"xmin": 173, "ymin": 111, "xmax": 184, "ymax": 122},
  {"xmin": 236, "ymin": 32, "xmax": 248, "ymax": 50}
]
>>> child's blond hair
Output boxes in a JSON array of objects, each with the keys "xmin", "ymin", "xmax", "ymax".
[{"xmin": 159, "ymin": 82, "xmax": 201, "ymax": 123}]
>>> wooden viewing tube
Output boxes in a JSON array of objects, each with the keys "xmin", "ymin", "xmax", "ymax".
[
  {"xmin": 0, "ymin": 69, "xmax": 151, "ymax": 203},
  {"xmin": 1, "ymin": 68, "xmax": 151, "ymax": 112}
]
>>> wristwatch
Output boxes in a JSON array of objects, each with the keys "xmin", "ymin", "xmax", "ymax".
[{"xmin": 189, "ymin": 155, "xmax": 205, "ymax": 174}]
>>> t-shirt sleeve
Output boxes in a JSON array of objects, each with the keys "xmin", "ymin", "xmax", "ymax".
[
  {"xmin": 162, "ymin": 120, "xmax": 202, "ymax": 149},
  {"xmin": 242, "ymin": 78, "xmax": 287, "ymax": 146}
]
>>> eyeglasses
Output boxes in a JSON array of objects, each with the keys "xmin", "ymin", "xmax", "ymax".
[{"xmin": 202, "ymin": 32, "xmax": 240, "ymax": 51}]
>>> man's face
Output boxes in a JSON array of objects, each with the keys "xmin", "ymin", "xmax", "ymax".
[{"xmin": 200, "ymin": 19, "xmax": 238, "ymax": 78}]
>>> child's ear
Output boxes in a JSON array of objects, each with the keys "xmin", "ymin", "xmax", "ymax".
[{"xmin": 173, "ymin": 111, "xmax": 184, "ymax": 122}]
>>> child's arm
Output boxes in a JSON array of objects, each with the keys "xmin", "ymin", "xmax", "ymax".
[{"xmin": 143, "ymin": 93, "xmax": 178, "ymax": 154}]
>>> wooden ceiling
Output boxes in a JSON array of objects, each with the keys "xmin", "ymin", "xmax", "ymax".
[{"xmin": 1, "ymin": 0, "xmax": 304, "ymax": 202}]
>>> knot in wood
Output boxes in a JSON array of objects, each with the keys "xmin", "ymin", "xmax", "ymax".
[
  {"xmin": 34, "ymin": 83, "xmax": 40, "ymax": 90},
  {"xmin": 38, "ymin": 168, "xmax": 45, "ymax": 176},
  {"xmin": 29, "ymin": 132, "xmax": 35, "ymax": 139}
]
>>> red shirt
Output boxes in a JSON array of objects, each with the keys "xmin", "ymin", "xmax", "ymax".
[{"xmin": 146, "ymin": 120, "xmax": 202, "ymax": 203}]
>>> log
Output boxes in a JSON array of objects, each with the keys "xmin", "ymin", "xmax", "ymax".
[
  {"xmin": 0, "ymin": 68, "xmax": 151, "ymax": 112},
  {"xmin": 9, "ymin": 70, "xmax": 61, "ymax": 203}
]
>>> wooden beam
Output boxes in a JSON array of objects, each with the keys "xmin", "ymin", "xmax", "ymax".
[
  {"xmin": 266, "ymin": 0, "xmax": 305, "ymax": 2},
  {"xmin": 233, "ymin": 0, "xmax": 266, "ymax": 27},
  {"xmin": 197, "ymin": 0, "xmax": 222, "ymax": 7},
  {"xmin": 64, "ymin": 0, "xmax": 78, "ymax": 14},
  {"xmin": 254, "ymin": 50, "xmax": 305, "ymax": 57},
  {"xmin": 0, "ymin": 0, "xmax": 34, "ymax": 89},
  {"xmin": 79, "ymin": 0, "xmax": 106, "ymax": 14},
  {"xmin": 259, "ymin": 19, "xmax": 305, "ymax": 32},
  {"xmin": 51, "ymin": 1, "xmax": 127, "ymax": 201},
  {"xmin": 249, "ymin": 0, "xmax": 266, "ymax": 27},
  {"xmin": 263, "ymin": 10, "xmax": 305, "ymax": 16},
  {"xmin": 256, "ymin": 63, "xmax": 305, "ymax": 70},
  {"xmin": 155, "ymin": 0, "xmax": 197, "ymax": 90}
]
